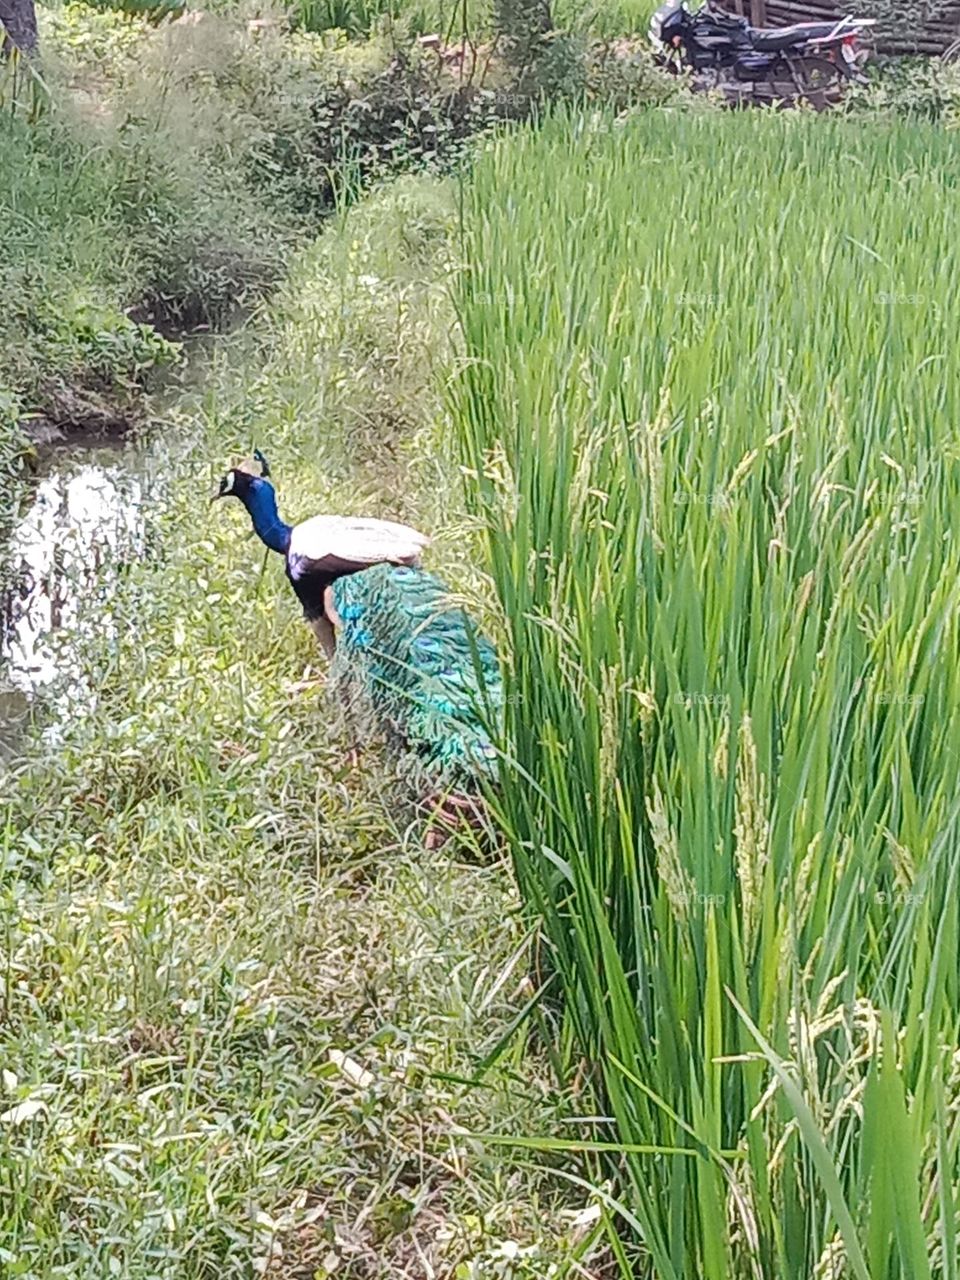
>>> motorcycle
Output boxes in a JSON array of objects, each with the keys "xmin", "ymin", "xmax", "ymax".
[{"xmin": 649, "ymin": 1, "xmax": 875, "ymax": 108}]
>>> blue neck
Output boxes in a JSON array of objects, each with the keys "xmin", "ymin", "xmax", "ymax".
[{"xmin": 242, "ymin": 478, "xmax": 292, "ymax": 554}]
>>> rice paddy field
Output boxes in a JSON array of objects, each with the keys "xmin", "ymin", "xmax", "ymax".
[
  {"xmin": 8, "ymin": 4, "xmax": 960, "ymax": 1272},
  {"xmin": 454, "ymin": 111, "xmax": 960, "ymax": 1278}
]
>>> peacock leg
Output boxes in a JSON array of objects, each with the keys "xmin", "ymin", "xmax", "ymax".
[
  {"xmin": 423, "ymin": 789, "xmax": 486, "ymax": 848},
  {"xmin": 308, "ymin": 614, "xmax": 336, "ymax": 658},
  {"xmin": 424, "ymin": 824, "xmax": 448, "ymax": 851},
  {"xmin": 322, "ymin": 586, "xmax": 343, "ymax": 631}
]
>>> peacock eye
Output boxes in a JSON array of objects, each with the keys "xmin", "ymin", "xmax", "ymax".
[{"xmin": 221, "ymin": 473, "xmax": 235, "ymax": 495}]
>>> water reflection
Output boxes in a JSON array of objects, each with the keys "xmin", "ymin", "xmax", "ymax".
[{"xmin": 1, "ymin": 452, "xmax": 144, "ymax": 748}]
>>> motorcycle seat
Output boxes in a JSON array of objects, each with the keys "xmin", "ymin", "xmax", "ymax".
[{"xmin": 748, "ymin": 20, "xmax": 853, "ymax": 50}]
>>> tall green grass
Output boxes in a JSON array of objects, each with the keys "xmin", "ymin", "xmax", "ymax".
[
  {"xmin": 454, "ymin": 110, "xmax": 960, "ymax": 1277},
  {"xmin": 288, "ymin": 0, "xmax": 478, "ymax": 36},
  {"xmin": 555, "ymin": 0, "xmax": 657, "ymax": 36},
  {"xmin": 288, "ymin": 0, "xmax": 655, "ymax": 40}
]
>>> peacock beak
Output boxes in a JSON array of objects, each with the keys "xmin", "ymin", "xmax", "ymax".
[{"xmin": 210, "ymin": 485, "xmax": 224, "ymax": 502}]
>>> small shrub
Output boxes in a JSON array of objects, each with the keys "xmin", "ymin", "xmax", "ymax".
[
  {"xmin": 494, "ymin": 0, "xmax": 586, "ymax": 98},
  {"xmin": 301, "ymin": 53, "xmax": 500, "ymax": 211},
  {"xmin": 20, "ymin": 300, "xmax": 180, "ymax": 435},
  {"xmin": 242, "ymin": 31, "xmax": 542, "ymax": 219},
  {"xmin": 35, "ymin": 301, "xmax": 178, "ymax": 382},
  {"xmin": 585, "ymin": 36, "xmax": 688, "ymax": 110},
  {"xmin": 843, "ymin": 55, "xmax": 960, "ymax": 122},
  {"xmin": 133, "ymin": 226, "xmax": 285, "ymax": 333},
  {"xmin": 42, "ymin": 3, "xmax": 149, "ymax": 74}
]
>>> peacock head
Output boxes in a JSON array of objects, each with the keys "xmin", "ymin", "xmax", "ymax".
[
  {"xmin": 212, "ymin": 450, "xmax": 291, "ymax": 555},
  {"xmin": 212, "ymin": 449, "xmax": 272, "ymax": 503},
  {"xmin": 213, "ymin": 467, "xmax": 255, "ymax": 502}
]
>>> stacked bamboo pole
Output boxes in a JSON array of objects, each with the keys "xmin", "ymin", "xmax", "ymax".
[{"xmin": 716, "ymin": 0, "xmax": 960, "ymax": 54}]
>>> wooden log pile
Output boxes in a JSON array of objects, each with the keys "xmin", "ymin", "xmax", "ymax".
[{"xmin": 718, "ymin": 0, "xmax": 960, "ymax": 55}]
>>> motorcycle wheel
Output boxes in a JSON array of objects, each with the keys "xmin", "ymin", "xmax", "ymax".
[{"xmin": 780, "ymin": 55, "xmax": 845, "ymax": 111}]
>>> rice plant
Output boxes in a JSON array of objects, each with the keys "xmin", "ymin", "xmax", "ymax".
[{"xmin": 453, "ymin": 109, "xmax": 960, "ymax": 1277}]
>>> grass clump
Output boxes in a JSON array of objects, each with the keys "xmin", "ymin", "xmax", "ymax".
[
  {"xmin": 453, "ymin": 108, "xmax": 960, "ymax": 1277},
  {"xmin": 0, "ymin": 112, "xmax": 180, "ymax": 405}
]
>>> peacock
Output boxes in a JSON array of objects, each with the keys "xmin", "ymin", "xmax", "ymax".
[{"xmin": 213, "ymin": 453, "xmax": 502, "ymax": 835}]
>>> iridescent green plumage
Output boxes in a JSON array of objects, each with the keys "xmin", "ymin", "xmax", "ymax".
[{"xmin": 330, "ymin": 563, "xmax": 502, "ymax": 787}]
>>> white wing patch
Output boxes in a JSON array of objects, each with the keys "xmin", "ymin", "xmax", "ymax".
[{"xmin": 287, "ymin": 515, "xmax": 429, "ymax": 573}]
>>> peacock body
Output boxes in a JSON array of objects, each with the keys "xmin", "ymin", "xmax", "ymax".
[{"xmin": 214, "ymin": 455, "xmax": 502, "ymax": 806}]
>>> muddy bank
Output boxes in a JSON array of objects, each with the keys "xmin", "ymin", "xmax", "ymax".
[{"xmin": 22, "ymin": 382, "xmax": 151, "ymax": 449}]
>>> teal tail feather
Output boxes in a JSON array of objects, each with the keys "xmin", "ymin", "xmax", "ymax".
[{"xmin": 331, "ymin": 563, "xmax": 502, "ymax": 787}]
